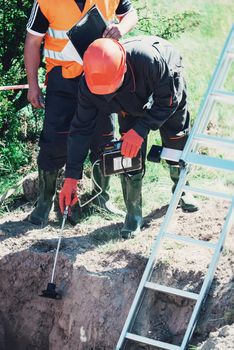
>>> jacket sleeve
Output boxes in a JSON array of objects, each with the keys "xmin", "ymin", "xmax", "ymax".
[
  {"xmin": 65, "ymin": 79, "xmax": 98, "ymax": 179},
  {"xmin": 133, "ymin": 56, "xmax": 183, "ymax": 139}
]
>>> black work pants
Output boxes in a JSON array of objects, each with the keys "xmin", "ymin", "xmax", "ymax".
[
  {"xmin": 38, "ymin": 67, "xmax": 114, "ymax": 171},
  {"xmin": 118, "ymin": 83, "xmax": 190, "ymax": 168},
  {"xmin": 159, "ymin": 89, "xmax": 190, "ymax": 165}
]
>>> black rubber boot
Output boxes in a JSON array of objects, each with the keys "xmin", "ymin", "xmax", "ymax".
[
  {"xmin": 169, "ymin": 165, "xmax": 199, "ymax": 212},
  {"xmin": 120, "ymin": 172, "xmax": 143, "ymax": 239},
  {"xmin": 92, "ymin": 163, "xmax": 125, "ymax": 216},
  {"xmin": 27, "ymin": 169, "xmax": 58, "ymax": 226}
]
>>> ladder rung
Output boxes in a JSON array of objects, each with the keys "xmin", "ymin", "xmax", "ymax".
[
  {"xmin": 116, "ymin": 27, "xmax": 234, "ymax": 350},
  {"xmin": 211, "ymin": 90, "xmax": 234, "ymax": 104},
  {"xmin": 182, "ymin": 185, "xmax": 233, "ymax": 201},
  {"xmin": 186, "ymin": 153, "xmax": 234, "ymax": 171},
  {"xmin": 193, "ymin": 134, "xmax": 234, "ymax": 149},
  {"xmin": 227, "ymin": 50, "xmax": 234, "ymax": 59},
  {"xmin": 165, "ymin": 232, "xmax": 216, "ymax": 249},
  {"xmin": 161, "ymin": 147, "xmax": 182, "ymax": 162},
  {"xmin": 125, "ymin": 332, "xmax": 181, "ymax": 350},
  {"xmin": 145, "ymin": 282, "xmax": 199, "ymax": 300}
]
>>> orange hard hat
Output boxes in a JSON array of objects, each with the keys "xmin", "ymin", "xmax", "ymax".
[{"xmin": 83, "ymin": 38, "xmax": 126, "ymax": 95}]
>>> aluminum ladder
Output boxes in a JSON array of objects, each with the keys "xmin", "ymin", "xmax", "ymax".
[{"xmin": 116, "ymin": 24, "xmax": 234, "ymax": 350}]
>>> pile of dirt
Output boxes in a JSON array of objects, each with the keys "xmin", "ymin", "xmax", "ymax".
[
  {"xmin": 0, "ymin": 197, "xmax": 233, "ymax": 349},
  {"xmin": 198, "ymin": 325, "xmax": 234, "ymax": 350}
]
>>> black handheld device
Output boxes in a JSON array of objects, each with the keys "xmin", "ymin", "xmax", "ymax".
[{"xmin": 100, "ymin": 141, "xmax": 142, "ymax": 176}]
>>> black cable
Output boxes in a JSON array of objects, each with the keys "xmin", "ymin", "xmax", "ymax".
[{"xmin": 120, "ymin": 152, "xmax": 145, "ymax": 179}]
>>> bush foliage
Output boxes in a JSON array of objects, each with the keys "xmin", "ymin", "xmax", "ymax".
[
  {"xmin": 0, "ymin": 0, "xmax": 44, "ymax": 177},
  {"xmin": 0, "ymin": 0, "xmax": 201, "ymax": 182},
  {"xmin": 132, "ymin": 0, "xmax": 201, "ymax": 38}
]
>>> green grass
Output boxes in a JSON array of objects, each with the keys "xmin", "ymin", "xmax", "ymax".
[
  {"xmin": 1, "ymin": 0, "xmax": 234, "ymax": 219},
  {"xmin": 158, "ymin": 0, "xmax": 234, "ymax": 122},
  {"xmin": 126, "ymin": 0, "xmax": 234, "ymax": 216}
]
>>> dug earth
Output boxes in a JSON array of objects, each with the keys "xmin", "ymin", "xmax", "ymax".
[{"xmin": 0, "ymin": 196, "xmax": 233, "ymax": 349}]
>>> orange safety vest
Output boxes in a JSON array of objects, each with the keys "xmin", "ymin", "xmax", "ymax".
[{"xmin": 38, "ymin": 0, "xmax": 121, "ymax": 78}]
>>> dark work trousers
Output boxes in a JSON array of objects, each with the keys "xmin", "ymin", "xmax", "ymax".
[
  {"xmin": 160, "ymin": 88, "xmax": 190, "ymax": 165},
  {"xmin": 38, "ymin": 67, "xmax": 115, "ymax": 170},
  {"xmin": 118, "ymin": 83, "xmax": 190, "ymax": 169}
]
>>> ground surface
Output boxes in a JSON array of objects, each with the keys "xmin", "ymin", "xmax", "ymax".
[{"xmin": 0, "ymin": 189, "xmax": 233, "ymax": 349}]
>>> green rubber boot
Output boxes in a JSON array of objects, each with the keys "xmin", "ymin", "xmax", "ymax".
[
  {"xmin": 92, "ymin": 163, "xmax": 125, "ymax": 216},
  {"xmin": 27, "ymin": 169, "xmax": 58, "ymax": 226},
  {"xmin": 66, "ymin": 163, "xmax": 125, "ymax": 226},
  {"xmin": 120, "ymin": 172, "xmax": 143, "ymax": 239},
  {"xmin": 169, "ymin": 165, "xmax": 199, "ymax": 212}
]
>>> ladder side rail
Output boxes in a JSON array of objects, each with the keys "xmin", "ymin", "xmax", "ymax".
[
  {"xmin": 116, "ymin": 231, "xmax": 165, "ymax": 350},
  {"xmin": 181, "ymin": 26, "xmax": 234, "ymax": 160},
  {"xmin": 116, "ymin": 231, "xmax": 164, "ymax": 350},
  {"xmin": 116, "ymin": 25, "xmax": 234, "ymax": 350},
  {"xmin": 180, "ymin": 199, "xmax": 234, "ymax": 349},
  {"xmin": 116, "ymin": 168, "xmax": 189, "ymax": 350}
]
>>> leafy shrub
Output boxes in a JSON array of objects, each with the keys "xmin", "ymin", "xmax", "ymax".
[
  {"xmin": 0, "ymin": 0, "xmax": 201, "ymax": 185},
  {"xmin": 132, "ymin": 0, "xmax": 201, "ymax": 39},
  {"xmin": 0, "ymin": 1, "xmax": 44, "ymax": 180}
]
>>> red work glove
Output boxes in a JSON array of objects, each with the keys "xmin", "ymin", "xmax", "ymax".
[
  {"xmin": 59, "ymin": 178, "xmax": 78, "ymax": 214},
  {"xmin": 121, "ymin": 129, "xmax": 144, "ymax": 158}
]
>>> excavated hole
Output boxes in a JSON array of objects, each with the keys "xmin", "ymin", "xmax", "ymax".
[
  {"xmin": 1, "ymin": 250, "xmax": 231, "ymax": 350},
  {"xmin": 30, "ymin": 239, "xmax": 67, "ymax": 253},
  {"xmin": 0, "ymin": 252, "xmax": 204, "ymax": 350},
  {"xmin": 0, "ymin": 199, "xmax": 233, "ymax": 349}
]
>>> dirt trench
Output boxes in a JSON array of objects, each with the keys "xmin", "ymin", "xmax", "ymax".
[{"xmin": 0, "ymin": 198, "xmax": 233, "ymax": 349}]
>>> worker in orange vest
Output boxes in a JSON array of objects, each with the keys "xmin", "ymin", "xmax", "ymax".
[
  {"xmin": 59, "ymin": 37, "xmax": 199, "ymax": 239},
  {"xmin": 24, "ymin": 0, "xmax": 138, "ymax": 226}
]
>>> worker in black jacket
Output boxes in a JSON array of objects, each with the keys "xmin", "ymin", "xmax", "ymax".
[
  {"xmin": 24, "ymin": 0, "xmax": 138, "ymax": 227},
  {"xmin": 59, "ymin": 36, "xmax": 198, "ymax": 238}
]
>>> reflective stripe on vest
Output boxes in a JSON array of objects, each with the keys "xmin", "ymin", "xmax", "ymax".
[
  {"xmin": 47, "ymin": 27, "xmax": 69, "ymax": 40},
  {"xmin": 44, "ymin": 48, "xmax": 68, "ymax": 61},
  {"xmin": 44, "ymin": 17, "xmax": 112, "ymax": 61},
  {"xmin": 37, "ymin": 0, "xmax": 120, "ymax": 76},
  {"xmin": 45, "ymin": 27, "xmax": 70, "ymax": 60}
]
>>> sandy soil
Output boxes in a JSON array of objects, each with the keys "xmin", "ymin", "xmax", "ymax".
[{"xmin": 0, "ymin": 194, "xmax": 233, "ymax": 349}]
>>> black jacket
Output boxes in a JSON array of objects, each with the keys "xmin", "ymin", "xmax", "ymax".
[{"xmin": 66, "ymin": 36, "xmax": 185, "ymax": 179}]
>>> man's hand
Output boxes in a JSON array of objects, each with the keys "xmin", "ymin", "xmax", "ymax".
[
  {"xmin": 121, "ymin": 129, "xmax": 144, "ymax": 158},
  {"xmin": 103, "ymin": 9, "xmax": 138, "ymax": 40},
  {"xmin": 102, "ymin": 24, "xmax": 123, "ymax": 40},
  {"xmin": 59, "ymin": 178, "xmax": 78, "ymax": 214},
  {"xmin": 24, "ymin": 33, "xmax": 45, "ymax": 108},
  {"xmin": 27, "ymin": 85, "xmax": 45, "ymax": 109}
]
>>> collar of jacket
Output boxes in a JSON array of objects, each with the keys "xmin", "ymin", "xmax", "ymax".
[{"xmin": 103, "ymin": 60, "xmax": 136, "ymax": 102}]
